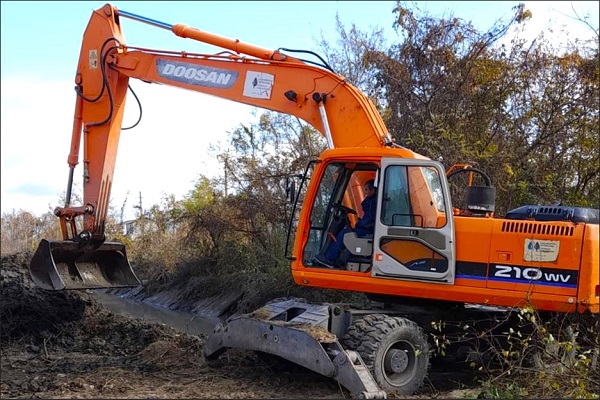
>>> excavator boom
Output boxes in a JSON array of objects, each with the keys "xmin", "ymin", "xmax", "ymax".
[{"xmin": 29, "ymin": 3, "xmax": 398, "ymax": 291}]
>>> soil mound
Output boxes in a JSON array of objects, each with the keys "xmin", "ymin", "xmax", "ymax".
[
  {"xmin": 1, "ymin": 252, "xmax": 199, "ymax": 354},
  {"xmin": 2, "ymin": 252, "xmax": 88, "ymax": 342},
  {"xmin": 0, "ymin": 253, "xmax": 344, "ymax": 399}
]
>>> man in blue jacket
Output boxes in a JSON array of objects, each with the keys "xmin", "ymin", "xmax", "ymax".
[{"xmin": 317, "ymin": 179, "xmax": 377, "ymax": 267}]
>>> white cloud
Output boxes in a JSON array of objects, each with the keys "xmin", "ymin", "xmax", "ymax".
[
  {"xmin": 1, "ymin": 77, "xmax": 255, "ymax": 219},
  {"xmin": 1, "ymin": 78, "xmax": 69, "ymax": 215},
  {"xmin": 507, "ymin": 2, "xmax": 599, "ymax": 49},
  {"xmin": 113, "ymin": 81, "xmax": 255, "ymax": 220}
]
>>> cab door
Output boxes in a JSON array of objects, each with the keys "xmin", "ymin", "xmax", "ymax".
[{"xmin": 371, "ymin": 158, "xmax": 455, "ymax": 284}]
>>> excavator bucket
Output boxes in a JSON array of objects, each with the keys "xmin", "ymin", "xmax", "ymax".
[{"xmin": 29, "ymin": 239, "xmax": 141, "ymax": 290}]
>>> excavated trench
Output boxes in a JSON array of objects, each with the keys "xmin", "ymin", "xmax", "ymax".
[{"xmin": 93, "ymin": 291, "xmax": 216, "ymax": 337}]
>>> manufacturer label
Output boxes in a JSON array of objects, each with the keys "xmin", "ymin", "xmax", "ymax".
[
  {"xmin": 523, "ymin": 239, "xmax": 559, "ymax": 262},
  {"xmin": 243, "ymin": 71, "xmax": 274, "ymax": 99},
  {"xmin": 156, "ymin": 60, "xmax": 238, "ymax": 88}
]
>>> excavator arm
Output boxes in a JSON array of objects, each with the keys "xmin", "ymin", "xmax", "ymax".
[
  {"xmin": 30, "ymin": 4, "xmax": 395, "ymax": 290},
  {"xmin": 67, "ymin": 3, "xmax": 395, "ymax": 241}
]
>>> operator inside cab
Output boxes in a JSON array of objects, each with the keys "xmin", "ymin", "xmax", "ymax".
[{"xmin": 316, "ymin": 179, "xmax": 377, "ymax": 268}]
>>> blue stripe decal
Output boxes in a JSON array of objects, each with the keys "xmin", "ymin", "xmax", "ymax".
[
  {"xmin": 487, "ymin": 277, "xmax": 576, "ymax": 288},
  {"xmin": 456, "ymin": 274, "xmax": 487, "ymax": 281}
]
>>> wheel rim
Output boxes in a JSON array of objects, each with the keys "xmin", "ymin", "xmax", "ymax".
[{"xmin": 380, "ymin": 340, "xmax": 417, "ymax": 387}]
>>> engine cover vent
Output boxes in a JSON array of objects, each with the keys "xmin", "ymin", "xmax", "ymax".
[
  {"xmin": 505, "ymin": 205, "xmax": 599, "ymax": 224},
  {"xmin": 501, "ymin": 220, "xmax": 574, "ymax": 237}
]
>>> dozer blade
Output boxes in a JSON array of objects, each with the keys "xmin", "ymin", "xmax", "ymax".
[
  {"xmin": 204, "ymin": 299, "xmax": 386, "ymax": 399},
  {"xmin": 29, "ymin": 239, "xmax": 141, "ymax": 290}
]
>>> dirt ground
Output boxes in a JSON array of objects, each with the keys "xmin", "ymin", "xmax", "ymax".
[{"xmin": 0, "ymin": 253, "xmax": 482, "ymax": 399}]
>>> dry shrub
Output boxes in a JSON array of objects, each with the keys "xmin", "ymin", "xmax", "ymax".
[
  {"xmin": 431, "ymin": 306, "xmax": 599, "ymax": 399},
  {"xmin": 129, "ymin": 335, "xmax": 205, "ymax": 370}
]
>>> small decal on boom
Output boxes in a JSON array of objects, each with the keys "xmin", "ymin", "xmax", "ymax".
[
  {"xmin": 157, "ymin": 60, "xmax": 238, "ymax": 88},
  {"xmin": 243, "ymin": 71, "xmax": 274, "ymax": 99},
  {"xmin": 89, "ymin": 50, "xmax": 98, "ymax": 69}
]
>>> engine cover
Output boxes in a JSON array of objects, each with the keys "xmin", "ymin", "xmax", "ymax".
[{"xmin": 505, "ymin": 205, "xmax": 599, "ymax": 224}]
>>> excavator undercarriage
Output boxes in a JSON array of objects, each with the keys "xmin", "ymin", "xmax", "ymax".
[{"xmin": 201, "ymin": 298, "xmax": 489, "ymax": 398}]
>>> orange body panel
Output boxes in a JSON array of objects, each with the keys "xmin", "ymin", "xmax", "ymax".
[
  {"xmin": 292, "ymin": 268, "xmax": 583, "ymax": 313},
  {"xmin": 292, "ymin": 211, "xmax": 599, "ymax": 313},
  {"xmin": 486, "ymin": 220, "xmax": 582, "ymax": 296},
  {"xmin": 291, "ymin": 153, "xmax": 598, "ymax": 314},
  {"xmin": 381, "ymin": 241, "xmax": 444, "ymax": 265},
  {"xmin": 578, "ymin": 224, "xmax": 599, "ymax": 313}
]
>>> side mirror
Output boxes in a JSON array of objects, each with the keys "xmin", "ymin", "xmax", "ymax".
[{"xmin": 286, "ymin": 176, "xmax": 297, "ymax": 204}]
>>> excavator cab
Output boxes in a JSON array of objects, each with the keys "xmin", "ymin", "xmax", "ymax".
[
  {"xmin": 303, "ymin": 161, "xmax": 379, "ymax": 268},
  {"xmin": 30, "ymin": 239, "xmax": 141, "ymax": 291},
  {"xmin": 296, "ymin": 153, "xmax": 457, "ymax": 283}
]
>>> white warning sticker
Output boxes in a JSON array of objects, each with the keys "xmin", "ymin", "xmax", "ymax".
[
  {"xmin": 89, "ymin": 50, "xmax": 98, "ymax": 69},
  {"xmin": 243, "ymin": 71, "xmax": 274, "ymax": 99},
  {"xmin": 523, "ymin": 239, "xmax": 560, "ymax": 262}
]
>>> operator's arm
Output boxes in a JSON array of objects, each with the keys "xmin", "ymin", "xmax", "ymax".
[{"xmin": 355, "ymin": 196, "xmax": 377, "ymax": 230}]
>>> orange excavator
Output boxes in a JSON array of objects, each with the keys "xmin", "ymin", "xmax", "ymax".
[{"xmin": 29, "ymin": 4, "xmax": 599, "ymax": 398}]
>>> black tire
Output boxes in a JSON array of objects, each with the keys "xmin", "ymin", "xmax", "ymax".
[
  {"xmin": 356, "ymin": 316, "xmax": 430, "ymax": 395},
  {"xmin": 341, "ymin": 314, "xmax": 388, "ymax": 350}
]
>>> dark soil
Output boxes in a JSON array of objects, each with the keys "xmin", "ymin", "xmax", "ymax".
[{"xmin": 0, "ymin": 252, "xmax": 484, "ymax": 399}]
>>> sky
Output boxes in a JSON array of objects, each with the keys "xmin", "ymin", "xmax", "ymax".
[{"xmin": 1, "ymin": 1, "xmax": 598, "ymax": 221}]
